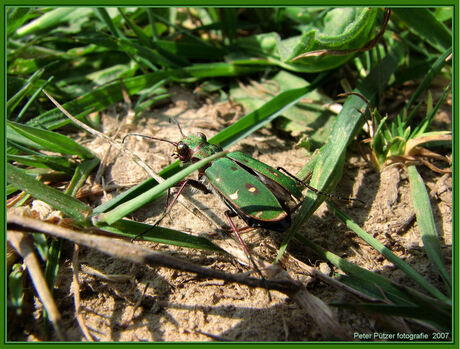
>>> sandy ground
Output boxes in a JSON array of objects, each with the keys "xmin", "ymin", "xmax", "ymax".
[{"xmin": 8, "ymin": 86, "xmax": 452, "ymax": 342}]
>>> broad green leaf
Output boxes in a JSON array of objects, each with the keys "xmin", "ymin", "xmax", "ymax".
[{"xmin": 235, "ymin": 8, "xmax": 379, "ymax": 72}]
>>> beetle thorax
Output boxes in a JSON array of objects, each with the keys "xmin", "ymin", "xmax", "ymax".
[{"xmin": 174, "ymin": 132, "xmax": 223, "ymax": 164}]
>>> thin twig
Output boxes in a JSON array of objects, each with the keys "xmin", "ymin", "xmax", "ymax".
[{"xmin": 7, "ymin": 214, "xmax": 301, "ymax": 294}]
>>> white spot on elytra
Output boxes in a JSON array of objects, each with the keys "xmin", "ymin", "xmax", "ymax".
[
  {"xmin": 229, "ymin": 190, "xmax": 239, "ymax": 200},
  {"xmin": 248, "ymin": 186, "xmax": 256, "ymax": 193}
]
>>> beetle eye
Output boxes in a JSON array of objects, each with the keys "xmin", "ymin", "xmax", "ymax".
[{"xmin": 176, "ymin": 141, "xmax": 189, "ymax": 156}]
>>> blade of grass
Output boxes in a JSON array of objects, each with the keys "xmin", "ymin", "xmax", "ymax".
[
  {"xmin": 7, "ymin": 121, "xmax": 95, "ymax": 159},
  {"xmin": 8, "ymin": 263, "xmax": 24, "ymax": 314},
  {"xmin": 408, "ymin": 165, "xmax": 451, "ymax": 291},
  {"xmin": 412, "ymin": 83, "xmax": 451, "ymax": 137},
  {"xmin": 7, "ymin": 153, "xmax": 76, "ymax": 174},
  {"xmin": 404, "ymin": 47, "xmax": 452, "ymax": 114},
  {"xmin": 293, "ymin": 232, "xmax": 421, "ymax": 305},
  {"xmin": 15, "ymin": 76, "xmax": 54, "ymax": 122},
  {"xmin": 275, "ymin": 39, "xmax": 406, "ymax": 262},
  {"xmin": 99, "ymin": 219, "xmax": 222, "ymax": 251},
  {"xmin": 65, "ymin": 158, "xmax": 100, "ymax": 197},
  {"xmin": 7, "ymin": 68, "xmax": 44, "ymax": 117},
  {"xmin": 26, "ymin": 62, "xmax": 266, "ymax": 130},
  {"xmin": 7, "ymin": 7, "xmax": 34, "ymax": 36},
  {"xmin": 95, "ymin": 74, "xmax": 328, "ymax": 214},
  {"xmin": 329, "ymin": 201, "xmax": 450, "ymax": 303},
  {"xmin": 92, "ymin": 151, "xmax": 227, "ymax": 226},
  {"xmin": 7, "ymin": 163, "xmax": 92, "ymax": 226},
  {"xmin": 393, "ymin": 8, "xmax": 452, "ymax": 53},
  {"xmin": 332, "ymin": 303, "xmax": 450, "ymax": 331},
  {"xmin": 93, "ymin": 8, "xmax": 122, "ymax": 38},
  {"xmin": 15, "ymin": 8, "xmax": 93, "ymax": 37},
  {"xmin": 42, "ymin": 238, "xmax": 62, "ymax": 328}
]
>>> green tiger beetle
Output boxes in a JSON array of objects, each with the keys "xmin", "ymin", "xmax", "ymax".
[{"xmin": 123, "ymin": 122, "xmax": 363, "ymax": 281}]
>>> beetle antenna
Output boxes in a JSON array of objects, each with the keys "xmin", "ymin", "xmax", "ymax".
[
  {"xmin": 170, "ymin": 118, "xmax": 186, "ymax": 137},
  {"xmin": 122, "ymin": 133, "xmax": 178, "ymax": 146}
]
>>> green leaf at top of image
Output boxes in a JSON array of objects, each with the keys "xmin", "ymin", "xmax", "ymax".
[
  {"xmin": 235, "ymin": 8, "xmax": 379, "ymax": 72},
  {"xmin": 230, "ymin": 70, "xmax": 336, "ymax": 146},
  {"xmin": 7, "ymin": 121, "xmax": 95, "ymax": 159}
]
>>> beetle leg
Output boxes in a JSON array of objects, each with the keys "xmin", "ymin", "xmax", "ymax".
[
  {"xmin": 132, "ymin": 179, "xmax": 213, "ymax": 241},
  {"xmin": 276, "ymin": 167, "xmax": 365, "ymax": 205},
  {"xmin": 224, "ymin": 211, "xmax": 272, "ymax": 301},
  {"xmin": 132, "ymin": 179, "xmax": 192, "ymax": 241}
]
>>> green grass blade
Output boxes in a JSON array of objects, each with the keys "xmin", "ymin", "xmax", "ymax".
[
  {"xmin": 15, "ymin": 8, "xmax": 76, "ymax": 37},
  {"xmin": 408, "ymin": 165, "xmax": 451, "ymax": 290},
  {"xmin": 7, "ymin": 68, "xmax": 44, "ymax": 116},
  {"xmin": 332, "ymin": 303, "xmax": 450, "ymax": 331},
  {"xmin": 118, "ymin": 8, "xmax": 151, "ymax": 46},
  {"xmin": 7, "ymin": 7, "xmax": 34, "ymax": 36},
  {"xmin": 65, "ymin": 158, "xmax": 100, "ymax": 197},
  {"xmin": 7, "ymin": 153, "xmax": 76, "ymax": 174},
  {"xmin": 94, "ymin": 8, "xmax": 122, "ymax": 38},
  {"xmin": 211, "ymin": 74, "xmax": 327, "ymax": 148},
  {"xmin": 412, "ymin": 83, "xmax": 451, "ymax": 137},
  {"xmin": 8, "ymin": 264, "xmax": 25, "ymax": 314},
  {"xmin": 15, "ymin": 76, "xmax": 54, "ymax": 122},
  {"xmin": 329, "ymin": 202, "xmax": 450, "ymax": 303},
  {"xmin": 42, "ymin": 238, "xmax": 62, "ymax": 326},
  {"xmin": 405, "ymin": 47, "xmax": 452, "ymax": 114},
  {"xmin": 7, "ymin": 164, "xmax": 92, "ymax": 225},
  {"xmin": 92, "ymin": 178, "xmax": 157, "ymax": 214},
  {"xmin": 393, "ymin": 8, "xmax": 452, "ymax": 53},
  {"xmin": 93, "ymin": 151, "xmax": 227, "ymax": 226},
  {"xmin": 276, "ymin": 40, "xmax": 406, "ymax": 262},
  {"xmin": 26, "ymin": 63, "xmax": 266, "ymax": 131},
  {"xmin": 99, "ymin": 219, "xmax": 222, "ymax": 252},
  {"xmin": 293, "ymin": 233, "xmax": 420, "ymax": 305},
  {"xmin": 44, "ymin": 239, "xmax": 61, "ymax": 288},
  {"xmin": 7, "ymin": 121, "xmax": 95, "ymax": 159}
]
